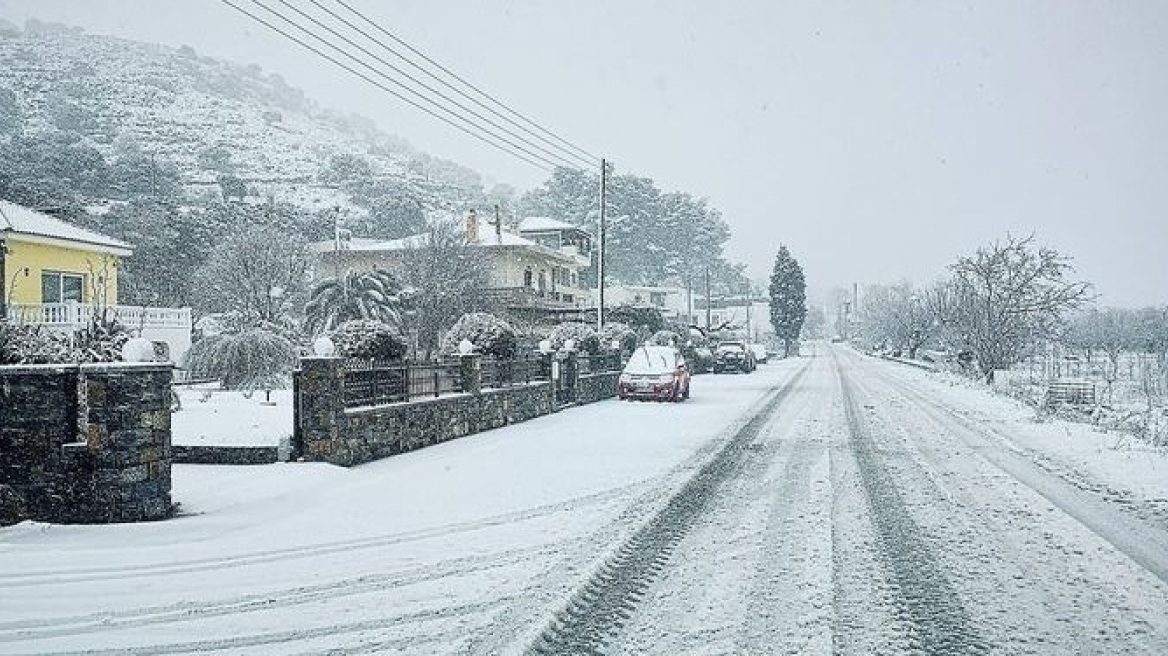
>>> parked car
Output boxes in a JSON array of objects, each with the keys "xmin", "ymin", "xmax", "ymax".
[
  {"xmin": 690, "ymin": 346, "xmax": 714, "ymax": 373},
  {"xmin": 713, "ymin": 341, "xmax": 755, "ymax": 373},
  {"xmin": 748, "ymin": 343, "xmax": 769, "ymax": 364},
  {"xmin": 618, "ymin": 345, "xmax": 691, "ymax": 402}
]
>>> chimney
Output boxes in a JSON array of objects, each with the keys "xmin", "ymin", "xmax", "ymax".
[{"xmin": 465, "ymin": 209, "xmax": 479, "ymax": 243}]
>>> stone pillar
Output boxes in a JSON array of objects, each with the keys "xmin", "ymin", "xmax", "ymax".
[
  {"xmin": 459, "ymin": 354, "xmax": 482, "ymax": 396},
  {"xmin": 295, "ymin": 357, "xmax": 346, "ymax": 464},
  {"xmin": 82, "ymin": 362, "xmax": 173, "ymax": 523},
  {"xmin": 563, "ymin": 350, "xmax": 579, "ymax": 403},
  {"xmin": 0, "ymin": 364, "xmax": 79, "ymax": 524}
]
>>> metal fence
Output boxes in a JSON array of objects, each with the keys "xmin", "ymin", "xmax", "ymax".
[
  {"xmin": 481, "ymin": 355, "xmax": 549, "ymax": 388},
  {"xmin": 577, "ymin": 352, "xmax": 622, "ymax": 376},
  {"xmin": 343, "ymin": 359, "xmax": 462, "ymax": 408},
  {"xmin": 341, "ymin": 352, "xmax": 622, "ymax": 409}
]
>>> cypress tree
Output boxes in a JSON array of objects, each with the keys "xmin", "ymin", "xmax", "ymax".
[{"xmin": 769, "ymin": 245, "xmax": 807, "ymax": 357}]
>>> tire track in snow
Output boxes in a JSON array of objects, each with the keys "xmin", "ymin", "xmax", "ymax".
[
  {"xmin": 861, "ymin": 353, "xmax": 1168, "ymax": 587},
  {"xmin": 0, "ymin": 482, "xmax": 641, "ymax": 589},
  {"xmin": 521, "ymin": 358, "xmax": 814, "ymax": 655},
  {"xmin": 835, "ymin": 349, "xmax": 987, "ymax": 655},
  {"xmin": 1, "ymin": 596, "xmax": 517, "ymax": 656},
  {"xmin": 0, "ymin": 542, "xmax": 559, "ymax": 644}
]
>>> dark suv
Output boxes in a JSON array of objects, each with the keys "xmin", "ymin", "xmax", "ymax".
[{"xmin": 713, "ymin": 341, "xmax": 755, "ymax": 373}]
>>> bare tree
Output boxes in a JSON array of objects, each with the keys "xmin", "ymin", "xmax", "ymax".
[
  {"xmin": 398, "ymin": 217, "xmax": 490, "ymax": 358},
  {"xmin": 948, "ymin": 235, "xmax": 1091, "ymax": 383},
  {"xmin": 192, "ymin": 226, "xmax": 311, "ymax": 325},
  {"xmin": 859, "ymin": 281, "xmax": 946, "ymax": 358}
]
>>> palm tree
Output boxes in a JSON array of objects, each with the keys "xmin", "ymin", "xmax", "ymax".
[{"xmin": 304, "ymin": 269, "xmax": 406, "ymax": 336}]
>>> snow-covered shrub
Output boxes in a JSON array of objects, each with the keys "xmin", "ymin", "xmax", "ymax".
[
  {"xmin": 0, "ymin": 323, "xmax": 71, "ymax": 364},
  {"xmin": 71, "ymin": 311, "xmax": 131, "ymax": 363},
  {"xmin": 440, "ymin": 312, "xmax": 516, "ymax": 358},
  {"xmin": 600, "ymin": 322, "xmax": 639, "ymax": 353},
  {"xmin": 650, "ymin": 329, "xmax": 683, "ymax": 347},
  {"xmin": 549, "ymin": 322, "xmax": 600, "ymax": 354},
  {"xmin": 0, "ymin": 313, "xmax": 129, "ymax": 365},
  {"xmin": 330, "ymin": 319, "xmax": 407, "ymax": 361},
  {"xmin": 184, "ymin": 327, "xmax": 296, "ymax": 391}
]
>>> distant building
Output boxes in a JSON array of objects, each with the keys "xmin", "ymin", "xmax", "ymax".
[
  {"xmin": 605, "ymin": 284, "xmax": 688, "ymax": 321},
  {"xmin": 0, "ymin": 200, "xmax": 193, "ymax": 361},
  {"xmin": 312, "ymin": 211, "xmax": 595, "ymax": 322}
]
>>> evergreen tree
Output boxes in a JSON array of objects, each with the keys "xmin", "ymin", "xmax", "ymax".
[{"xmin": 768, "ymin": 245, "xmax": 807, "ymax": 357}]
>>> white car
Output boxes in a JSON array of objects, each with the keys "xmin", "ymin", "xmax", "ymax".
[{"xmin": 748, "ymin": 343, "xmax": 769, "ymax": 364}]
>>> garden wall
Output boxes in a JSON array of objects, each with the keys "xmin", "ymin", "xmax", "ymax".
[
  {"xmin": 0, "ymin": 363, "xmax": 173, "ymax": 525},
  {"xmin": 295, "ymin": 353, "xmax": 617, "ymax": 467}
]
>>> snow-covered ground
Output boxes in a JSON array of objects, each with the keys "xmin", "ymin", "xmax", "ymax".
[
  {"xmin": 171, "ymin": 387, "xmax": 292, "ymax": 447},
  {"xmin": 0, "ymin": 363, "xmax": 797, "ymax": 654},
  {"xmin": 5, "ymin": 346, "xmax": 1168, "ymax": 654}
]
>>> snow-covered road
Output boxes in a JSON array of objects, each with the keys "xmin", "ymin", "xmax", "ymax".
[{"xmin": 3, "ymin": 344, "xmax": 1168, "ymax": 655}]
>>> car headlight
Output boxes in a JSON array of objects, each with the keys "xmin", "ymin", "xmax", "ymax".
[
  {"xmin": 619, "ymin": 373, "xmax": 632, "ymax": 384},
  {"xmin": 657, "ymin": 374, "xmax": 674, "ymax": 383}
]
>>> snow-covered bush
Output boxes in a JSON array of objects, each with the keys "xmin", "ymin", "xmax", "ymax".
[
  {"xmin": 330, "ymin": 319, "xmax": 407, "ymax": 361},
  {"xmin": 440, "ymin": 312, "xmax": 516, "ymax": 358},
  {"xmin": 0, "ymin": 313, "xmax": 129, "ymax": 365},
  {"xmin": 184, "ymin": 327, "xmax": 296, "ymax": 391},
  {"xmin": 549, "ymin": 322, "xmax": 601, "ymax": 354},
  {"xmin": 600, "ymin": 322, "xmax": 639, "ymax": 353},
  {"xmin": 72, "ymin": 312, "xmax": 131, "ymax": 363},
  {"xmin": 649, "ymin": 329, "xmax": 683, "ymax": 347}
]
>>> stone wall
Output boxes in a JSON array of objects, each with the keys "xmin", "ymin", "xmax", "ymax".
[
  {"xmin": 295, "ymin": 353, "xmax": 615, "ymax": 468},
  {"xmin": 172, "ymin": 445, "xmax": 279, "ymax": 465},
  {"xmin": 0, "ymin": 365, "xmax": 79, "ymax": 523},
  {"xmin": 577, "ymin": 372, "xmax": 621, "ymax": 405},
  {"xmin": 0, "ymin": 363, "xmax": 173, "ymax": 525}
]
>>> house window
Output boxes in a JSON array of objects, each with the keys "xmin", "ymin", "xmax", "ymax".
[
  {"xmin": 41, "ymin": 271, "xmax": 85, "ymax": 304},
  {"xmin": 523, "ymin": 268, "xmax": 533, "ymax": 288}
]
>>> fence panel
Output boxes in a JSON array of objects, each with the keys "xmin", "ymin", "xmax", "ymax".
[{"xmin": 344, "ymin": 360, "xmax": 409, "ymax": 407}]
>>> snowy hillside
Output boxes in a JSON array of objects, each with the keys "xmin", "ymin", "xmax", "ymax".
[{"xmin": 0, "ymin": 19, "xmax": 481, "ymax": 212}]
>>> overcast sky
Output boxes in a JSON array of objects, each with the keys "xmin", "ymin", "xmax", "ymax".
[{"xmin": 2, "ymin": 0, "xmax": 1165, "ymax": 306}]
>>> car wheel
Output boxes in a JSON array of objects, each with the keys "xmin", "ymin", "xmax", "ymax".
[{"xmin": 682, "ymin": 383, "xmax": 690, "ymax": 400}]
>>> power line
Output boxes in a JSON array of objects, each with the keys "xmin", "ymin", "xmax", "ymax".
[
  {"xmin": 270, "ymin": 0, "xmax": 591, "ymax": 170},
  {"xmin": 321, "ymin": 0, "xmax": 598, "ymax": 166},
  {"xmin": 242, "ymin": 0, "xmax": 576, "ymax": 170},
  {"xmin": 218, "ymin": 0, "xmax": 557, "ymax": 172}
]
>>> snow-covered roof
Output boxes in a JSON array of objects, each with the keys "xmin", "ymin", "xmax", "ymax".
[
  {"xmin": 0, "ymin": 200, "xmax": 133, "ymax": 254},
  {"xmin": 314, "ymin": 216, "xmax": 579, "ymax": 264},
  {"xmin": 520, "ymin": 216, "xmax": 590, "ymax": 233}
]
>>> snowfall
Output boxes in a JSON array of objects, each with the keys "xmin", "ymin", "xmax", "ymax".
[{"xmin": 2, "ymin": 344, "xmax": 1167, "ymax": 654}]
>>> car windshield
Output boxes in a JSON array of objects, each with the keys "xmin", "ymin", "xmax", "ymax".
[{"xmin": 624, "ymin": 347, "xmax": 678, "ymax": 374}]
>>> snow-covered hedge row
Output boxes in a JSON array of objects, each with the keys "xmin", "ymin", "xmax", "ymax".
[
  {"xmin": 548, "ymin": 322, "xmax": 601, "ymax": 355},
  {"xmin": 331, "ymin": 319, "xmax": 407, "ymax": 361},
  {"xmin": 440, "ymin": 312, "xmax": 516, "ymax": 358},
  {"xmin": 0, "ymin": 317, "xmax": 129, "ymax": 365}
]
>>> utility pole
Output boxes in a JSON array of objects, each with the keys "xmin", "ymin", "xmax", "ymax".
[
  {"xmin": 332, "ymin": 205, "xmax": 343, "ymax": 283},
  {"xmin": 597, "ymin": 158, "xmax": 607, "ymax": 332},
  {"xmin": 686, "ymin": 275, "xmax": 693, "ymax": 327},
  {"xmin": 704, "ymin": 265, "xmax": 711, "ymax": 333},
  {"xmin": 745, "ymin": 282, "xmax": 752, "ymax": 342}
]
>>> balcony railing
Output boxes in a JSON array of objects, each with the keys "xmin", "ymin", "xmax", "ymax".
[{"xmin": 6, "ymin": 303, "xmax": 192, "ymax": 330}]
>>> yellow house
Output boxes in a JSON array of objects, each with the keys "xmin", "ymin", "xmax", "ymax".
[{"xmin": 0, "ymin": 199, "xmax": 132, "ymax": 311}]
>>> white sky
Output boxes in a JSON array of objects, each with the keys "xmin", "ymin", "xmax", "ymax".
[{"xmin": 2, "ymin": 0, "xmax": 1165, "ymax": 306}]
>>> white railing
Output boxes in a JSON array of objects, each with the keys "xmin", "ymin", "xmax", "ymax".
[{"xmin": 6, "ymin": 303, "xmax": 192, "ymax": 330}]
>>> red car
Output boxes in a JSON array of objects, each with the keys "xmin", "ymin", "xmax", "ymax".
[{"xmin": 617, "ymin": 345, "xmax": 691, "ymax": 402}]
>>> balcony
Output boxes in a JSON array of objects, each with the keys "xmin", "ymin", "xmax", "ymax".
[
  {"xmin": 481, "ymin": 287, "xmax": 586, "ymax": 311},
  {"xmin": 6, "ymin": 303, "xmax": 192, "ymax": 330}
]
